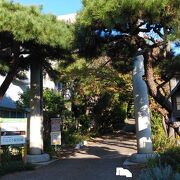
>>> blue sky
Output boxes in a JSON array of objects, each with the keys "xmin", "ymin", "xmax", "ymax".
[{"xmin": 13, "ymin": 0, "xmax": 82, "ymax": 15}]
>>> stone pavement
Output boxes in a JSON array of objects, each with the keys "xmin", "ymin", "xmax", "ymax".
[{"xmin": 1, "ymin": 130, "xmax": 143, "ymax": 180}]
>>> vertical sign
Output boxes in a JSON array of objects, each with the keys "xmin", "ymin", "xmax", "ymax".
[{"xmin": 50, "ymin": 118, "xmax": 61, "ymax": 145}]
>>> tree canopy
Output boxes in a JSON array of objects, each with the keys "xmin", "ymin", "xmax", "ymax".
[
  {"xmin": 75, "ymin": 0, "xmax": 180, "ymax": 137},
  {"xmin": 0, "ymin": 0, "xmax": 74, "ymax": 48},
  {"xmin": 0, "ymin": 0, "xmax": 74, "ymax": 98},
  {"xmin": 56, "ymin": 56, "xmax": 132, "ymax": 132},
  {"xmin": 79, "ymin": 0, "xmax": 179, "ymax": 36}
]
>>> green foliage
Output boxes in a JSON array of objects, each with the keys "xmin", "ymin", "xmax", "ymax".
[
  {"xmin": 16, "ymin": 88, "xmax": 67, "ymax": 153},
  {"xmin": 16, "ymin": 88, "xmax": 30, "ymax": 110},
  {"xmin": 76, "ymin": 0, "xmax": 180, "ymax": 121},
  {"xmin": 91, "ymin": 92, "xmax": 126, "ymax": 133},
  {"xmin": 158, "ymin": 56, "xmax": 180, "ymax": 80},
  {"xmin": 57, "ymin": 58, "xmax": 131, "ymax": 133},
  {"xmin": 0, "ymin": 0, "xmax": 74, "ymax": 100},
  {"xmin": 158, "ymin": 147, "xmax": 180, "ymax": 172},
  {"xmin": 80, "ymin": 0, "xmax": 180, "ymax": 36},
  {"xmin": 17, "ymin": 88, "xmax": 66, "ymax": 117},
  {"xmin": 77, "ymin": 0, "xmax": 180, "ymax": 62},
  {"xmin": 139, "ymin": 164, "xmax": 180, "ymax": 180},
  {"xmin": 62, "ymin": 130, "xmax": 89, "ymax": 147},
  {"xmin": 0, "ymin": 63, "xmax": 9, "ymax": 75},
  {"xmin": 142, "ymin": 147, "xmax": 180, "ymax": 180},
  {"xmin": 43, "ymin": 88, "xmax": 66, "ymax": 117},
  {"xmin": 146, "ymin": 146, "xmax": 180, "ymax": 177},
  {"xmin": 0, "ymin": 145, "xmax": 34, "ymax": 176},
  {"xmin": 151, "ymin": 146, "xmax": 180, "ymax": 173},
  {"xmin": 0, "ymin": 0, "xmax": 74, "ymax": 48},
  {"xmin": 1, "ymin": 145, "xmax": 22, "ymax": 162},
  {"xmin": 151, "ymin": 111, "xmax": 175, "ymax": 151},
  {"xmin": 43, "ymin": 89, "xmax": 67, "ymax": 154}
]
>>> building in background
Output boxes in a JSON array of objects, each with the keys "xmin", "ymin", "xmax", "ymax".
[
  {"xmin": 0, "ymin": 74, "xmax": 29, "ymax": 118},
  {"xmin": 57, "ymin": 13, "xmax": 76, "ymax": 23},
  {"xmin": 0, "ymin": 71, "xmax": 57, "ymax": 118}
]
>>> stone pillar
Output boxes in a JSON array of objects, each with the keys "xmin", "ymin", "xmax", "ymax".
[
  {"xmin": 27, "ymin": 60, "xmax": 49, "ymax": 163},
  {"xmin": 132, "ymin": 55, "xmax": 153, "ymax": 154},
  {"xmin": 29, "ymin": 60, "xmax": 43, "ymax": 155}
]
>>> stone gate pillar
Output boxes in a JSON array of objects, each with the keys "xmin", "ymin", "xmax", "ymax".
[
  {"xmin": 27, "ymin": 59, "xmax": 49, "ymax": 163},
  {"xmin": 29, "ymin": 60, "xmax": 43, "ymax": 155},
  {"xmin": 132, "ymin": 54, "xmax": 153, "ymax": 154}
]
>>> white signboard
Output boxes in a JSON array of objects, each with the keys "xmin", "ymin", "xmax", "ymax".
[
  {"xmin": 1, "ymin": 135, "xmax": 26, "ymax": 145},
  {"xmin": 50, "ymin": 118, "xmax": 61, "ymax": 145},
  {"xmin": 0, "ymin": 118, "xmax": 27, "ymax": 145},
  {"xmin": 51, "ymin": 132, "xmax": 61, "ymax": 145},
  {"xmin": 1, "ymin": 123, "xmax": 26, "ymax": 132},
  {"xmin": 51, "ymin": 118, "xmax": 61, "ymax": 132}
]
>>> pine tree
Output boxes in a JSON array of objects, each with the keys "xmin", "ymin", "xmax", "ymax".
[
  {"xmin": 76, "ymin": 0, "xmax": 180, "ymax": 135},
  {"xmin": 0, "ymin": 0, "xmax": 74, "ymax": 99}
]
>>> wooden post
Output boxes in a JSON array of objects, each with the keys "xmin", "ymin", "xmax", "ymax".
[{"xmin": 22, "ymin": 144, "xmax": 27, "ymax": 164}]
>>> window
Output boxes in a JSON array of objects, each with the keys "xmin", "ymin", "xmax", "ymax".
[
  {"xmin": 17, "ymin": 112, "xmax": 24, "ymax": 118},
  {"xmin": 176, "ymin": 96, "xmax": 180, "ymax": 110},
  {"xmin": 10, "ymin": 111, "xmax": 17, "ymax": 118},
  {"xmin": 1, "ymin": 110, "xmax": 10, "ymax": 118},
  {"xmin": 55, "ymin": 82, "xmax": 62, "ymax": 91},
  {"xmin": 0, "ymin": 110, "xmax": 26, "ymax": 118}
]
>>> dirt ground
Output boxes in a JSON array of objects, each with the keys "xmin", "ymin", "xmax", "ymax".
[{"xmin": 1, "ymin": 121, "xmax": 144, "ymax": 180}]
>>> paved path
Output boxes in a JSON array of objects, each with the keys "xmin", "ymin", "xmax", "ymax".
[{"xmin": 1, "ymin": 131, "xmax": 142, "ymax": 180}]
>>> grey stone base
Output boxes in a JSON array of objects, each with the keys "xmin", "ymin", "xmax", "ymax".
[
  {"xmin": 26, "ymin": 153, "xmax": 50, "ymax": 163},
  {"xmin": 123, "ymin": 153, "xmax": 158, "ymax": 166},
  {"xmin": 123, "ymin": 158, "xmax": 140, "ymax": 166},
  {"xmin": 129, "ymin": 153, "xmax": 158, "ymax": 164}
]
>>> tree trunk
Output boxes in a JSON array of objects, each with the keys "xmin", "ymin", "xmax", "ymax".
[
  {"xmin": 144, "ymin": 51, "xmax": 172, "ymax": 113},
  {"xmin": 0, "ymin": 43, "xmax": 20, "ymax": 101},
  {"xmin": 0, "ymin": 61, "xmax": 20, "ymax": 100},
  {"xmin": 143, "ymin": 50, "xmax": 175, "ymax": 138}
]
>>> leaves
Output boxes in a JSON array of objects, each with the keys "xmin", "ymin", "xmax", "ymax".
[
  {"xmin": 79, "ymin": 0, "xmax": 179, "ymax": 33},
  {"xmin": 57, "ymin": 56, "xmax": 132, "ymax": 99},
  {"xmin": 0, "ymin": 0, "xmax": 74, "ymax": 48}
]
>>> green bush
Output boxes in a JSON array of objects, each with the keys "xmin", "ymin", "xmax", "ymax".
[
  {"xmin": 0, "ymin": 146, "xmax": 34, "ymax": 176},
  {"xmin": 91, "ymin": 92, "xmax": 126, "ymax": 133},
  {"xmin": 62, "ymin": 130, "xmax": 89, "ymax": 147},
  {"xmin": 151, "ymin": 111, "xmax": 175, "ymax": 151},
  {"xmin": 139, "ymin": 165, "xmax": 180, "ymax": 180},
  {"xmin": 146, "ymin": 146, "xmax": 180, "ymax": 174},
  {"xmin": 1, "ymin": 146, "xmax": 22, "ymax": 162}
]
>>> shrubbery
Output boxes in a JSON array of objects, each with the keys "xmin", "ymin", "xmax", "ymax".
[
  {"xmin": 0, "ymin": 145, "xmax": 34, "ymax": 176},
  {"xmin": 139, "ymin": 146, "xmax": 180, "ymax": 179},
  {"xmin": 147, "ymin": 146, "xmax": 180, "ymax": 173},
  {"xmin": 139, "ymin": 165, "xmax": 180, "ymax": 180},
  {"xmin": 90, "ymin": 92, "xmax": 126, "ymax": 133},
  {"xmin": 151, "ymin": 111, "xmax": 176, "ymax": 151},
  {"xmin": 139, "ymin": 112, "xmax": 180, "ymax": 179}
]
